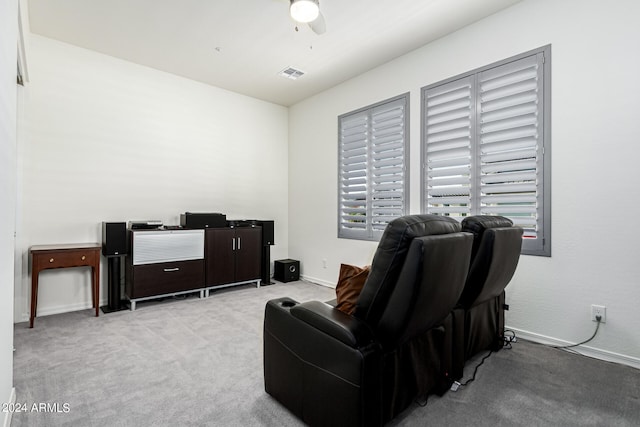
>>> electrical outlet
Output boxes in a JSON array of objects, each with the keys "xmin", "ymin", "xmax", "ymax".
[
  {"xmin": 322, "ymin": 258, "xmax": 327, "ymax": 269},
  {"xmin": 591, "ymin": 305, "xmax": 606, "ymax": 323}
]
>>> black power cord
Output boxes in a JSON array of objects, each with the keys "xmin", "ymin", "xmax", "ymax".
[
  {"xmin": 503, "ymin": 329, "xmax": 517, "ymax": 349},
  {"xmin": 451, "ymin": 316, "xmax": 603, "ymax": 392},
  {"xmin": 455, "ymin": 350, "xmax": 494, "ymax": 388},
  {"xmin": 551, "ymin": 314, "xmax": 602, "ymax": 349},
  {"xmin": 451, "ymin": 332, "xmax": 516, "ymax": 391}
]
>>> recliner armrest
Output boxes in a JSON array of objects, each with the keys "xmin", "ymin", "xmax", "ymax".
[{"xmin": 290, "ymin": 301, "xmax": 375, "ymax": 348}]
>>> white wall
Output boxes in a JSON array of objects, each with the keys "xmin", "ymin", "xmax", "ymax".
[
  {"xmin": 15, "ymin": 35, "xmax": 289, "ymax": 322},
  {"xmin": 1, "ymin": 0, "xmax": 17, "ymax": 421},
  {"xmin": 289, "ymin": 0, "xmax": 640, "ymax": 366}
]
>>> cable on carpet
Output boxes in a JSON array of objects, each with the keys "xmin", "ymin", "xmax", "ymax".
[
  {"xmin": 451, "ymin": 329, "xmax": 517, "ymax": 392},
  {"xmin": 452, "ymin": 318, "xmax": 602, "ymax": 393},
  {"xmin": 451, "ymin": 350, "xmax": 494, "ymax": 391},
  {"xmin": 550, "ymin": 315, "xmax": 601, "ymax": 349},
  {"xmin": 503, "ymin": 329, "xmax": 517, "ymax": 349}
]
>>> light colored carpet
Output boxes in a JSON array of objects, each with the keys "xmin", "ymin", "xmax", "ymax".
[{"xmin": 12, "ymin": 280, "xmax": 640, "ymax": 426}]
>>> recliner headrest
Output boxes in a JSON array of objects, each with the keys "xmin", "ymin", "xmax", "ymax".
[
  {"xmin": 459, "ymin": 215, "xmax": 523, "ymax": 308},
  {"xmin": 354, "ymin": 214, "xmax": 461, "ymax": 324},
  {"xmin": 462, "ymin": 215, "xmax": 513, "ymax": 234},
  {"xmin": 462, "ymin": 215, "xmax": 513, "ymax": 258}
]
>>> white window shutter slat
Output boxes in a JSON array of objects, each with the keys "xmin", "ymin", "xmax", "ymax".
[
  {"xmin": 478, "ymin": 54, "xmax": 544, "ymax": 241},
  {"xmin": 371, "ymin": 98, "xmax": 407, "ymax": 235},
  {"xmin": 424, "ymin": 76, "xmax": 474, "ymax": 220},
  {"xmin": 339, "ymin": 110, "xmax": 369, "ymax": 234}
]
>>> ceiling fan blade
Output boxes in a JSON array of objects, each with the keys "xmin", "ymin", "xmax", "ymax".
[{"xmin": 308, "ymin": 11, "xmax": 326, "ymax": 35}]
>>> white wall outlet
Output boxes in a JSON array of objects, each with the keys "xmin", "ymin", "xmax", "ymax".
[
  {"xmin": 591, "ymin": 305, "xmax": 606, "ymax": 323},
  {"xmin": 322, "ymin": 258, "xmax": 327, "ymax": 269}
]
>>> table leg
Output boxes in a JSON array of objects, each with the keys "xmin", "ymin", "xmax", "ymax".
[{"xmin": 30, "ymin": 269, "xmax": 38, "ymax": 328}]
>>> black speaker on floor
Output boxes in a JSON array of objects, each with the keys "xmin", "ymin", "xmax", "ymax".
[
  {"xmin": 274, "ymin": 259, "xmax": 299, "ymax": 283},
  {"xmin": 102, "ymin": 222, "xmax": 127, "ymax": 256}
]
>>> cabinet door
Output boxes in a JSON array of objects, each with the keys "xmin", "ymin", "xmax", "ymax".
[
  {"xmin": 205, "ymin": 228, "xmax": 236, "ymax": 286},
  {"xmin": 235, "ymin": 227, "xmax": 262, "ymax": 282}
]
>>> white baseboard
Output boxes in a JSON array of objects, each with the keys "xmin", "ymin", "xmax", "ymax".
[
  {"xmin": 3, "ymin": 387, "xmax": 16, "ymax": 427},
  {"xmin": 508, "ymin": 326, "xmax": 640, "ymax": 370},
  {"xmin": 14, "ymin": 300, "xmax": 107, "ymax": 324},
  {"xmin": 300, "ymin": 275, "xmax": 335, "ymax": 289}
]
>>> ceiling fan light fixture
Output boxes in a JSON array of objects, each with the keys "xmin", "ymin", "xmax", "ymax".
[{"xmin": 290, "ymin": 0, "xmax": 320, "ymax": 23}]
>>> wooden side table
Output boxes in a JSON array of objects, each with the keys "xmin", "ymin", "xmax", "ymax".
[{"xmin": 30, "ymin": 243, "xmax": 101, "ymax": 328}]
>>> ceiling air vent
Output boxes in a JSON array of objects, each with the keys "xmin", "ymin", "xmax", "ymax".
[{"xmin": 278, "ymin": 67, "xmax": 305, "ymax": 80}]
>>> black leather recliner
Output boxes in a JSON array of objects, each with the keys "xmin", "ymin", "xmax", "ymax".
[
  {"xmin": 263, "ymin": 215, "xmax": 473, "ymax": 426},
  {"xmin": 451, "ymin": 216, "xmax": 523, "ymax": 379}
]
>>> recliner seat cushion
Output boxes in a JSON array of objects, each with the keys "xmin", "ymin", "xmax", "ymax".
[{"xmin": 354, "ymin": 214, "xmax": 461, "ymax": 325}]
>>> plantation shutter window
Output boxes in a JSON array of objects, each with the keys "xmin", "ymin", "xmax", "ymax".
[
  {"xmin": 422, "ymin": 46, "xmax": 550, "ymax": 256},
  {"xmin": 339, "ymin": 94, "xmax": 409, "ymax": 241}
]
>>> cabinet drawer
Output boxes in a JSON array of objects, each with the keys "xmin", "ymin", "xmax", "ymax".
[
  {"xmin": 128, "ymin": 259, "xmax": 204, "ymax": 299},
  {"xmin": 34, "ymin": 249, "xmax": 98, "ymax": 270}
]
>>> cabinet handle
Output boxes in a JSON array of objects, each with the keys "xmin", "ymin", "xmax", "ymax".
[
  {"xmin": 81, "ymin": 255, "xmax": 86, "ymax": 261},
  {"xmin": 49, "ymin": 258, "xmax": 54, "ymax": 263},
  {"xmin": 232, "ymin": 238, "xmax": 236, "ymax": 251},
  {"xmin": 237, "ymin": 237, "xmax": 241, "ymax": 250},
  {"xmin": 163, "ymin": 268, "xmax": 180, "ymax": 272}
]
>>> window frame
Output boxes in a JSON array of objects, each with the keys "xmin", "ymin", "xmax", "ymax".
[
  {"xmin": 421, "ymin": 46, "xmax": 551, "ymax": 256},
  {"xmin": 338, "ymin": 93, "xmax": 410, "ymax": 241}
]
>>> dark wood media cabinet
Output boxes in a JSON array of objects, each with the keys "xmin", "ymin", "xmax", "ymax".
[
  {"xmin": 125, "ymin": 226, "xmax": 262, "ymax": 309},
  {"xmin": 205, "ymin": 226, "xmax": 261, "ymax": 295},
  {"xmin": 126, "ymin": 259, "xmax": 204, "ymax": 299}
]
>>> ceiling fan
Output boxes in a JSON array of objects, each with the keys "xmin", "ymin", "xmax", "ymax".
[{"xmin": 288, "ymin": 0, "xmax": 326, "ymax": 35}]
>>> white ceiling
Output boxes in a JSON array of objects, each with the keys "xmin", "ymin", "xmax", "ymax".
[{"xmin": 27, "ymin": 0, "xmax": 521, "ymax": 106}]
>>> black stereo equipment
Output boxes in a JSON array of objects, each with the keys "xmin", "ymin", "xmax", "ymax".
[
  {"xmin": 102, "ymin": 222, "xmax": 127, "ymax": 256},
  {"xmin": 180, "ymin": 212, "xmax": 227, "ymax": 229},
  {"xmin": 227, "ymin": 219, "xmax": 255, "ymax": 228},
  {"xmin": 274, "ymin": 259, "xmax": 299, "ymax": 283},
  {"xmin": 129, "ymin": 220, "xmax": 163, "ymax": 230}
]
